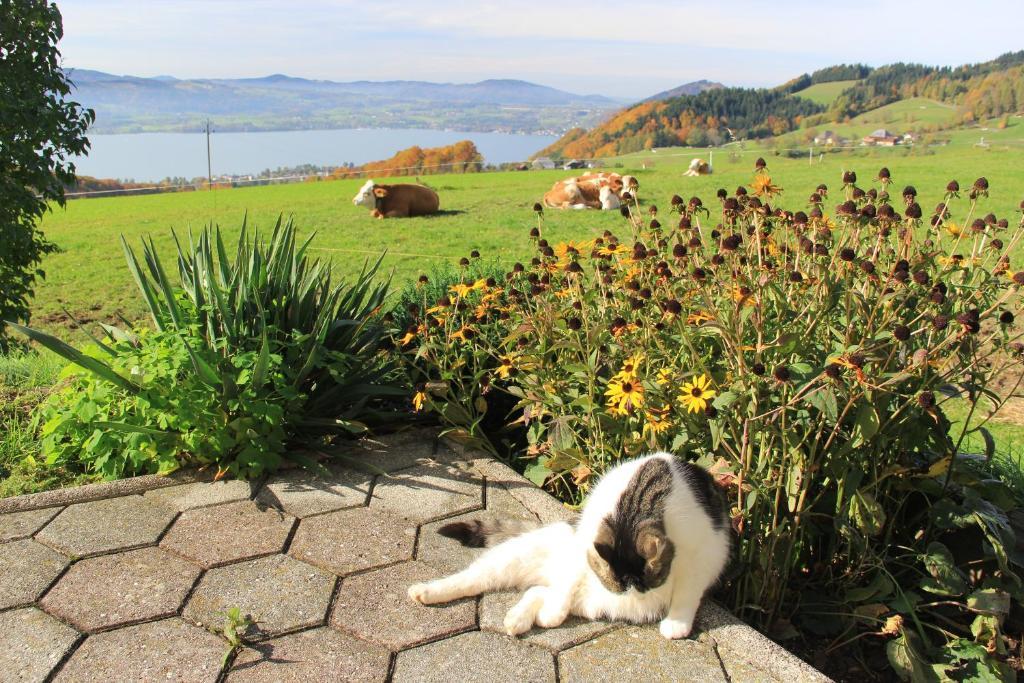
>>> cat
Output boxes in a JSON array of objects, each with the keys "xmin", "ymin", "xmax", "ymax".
[{"xmin": 407, "ymin": 452, "xmax": 731, "ymax": 639}]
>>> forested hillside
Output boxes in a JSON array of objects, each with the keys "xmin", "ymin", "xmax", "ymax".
[
  {"xmin": 539, "ymin": 52, "xmax": 1024, "ymax": 159},
  {"xmin": 536, "ymin": 88, "xmax": 824, "ymax": 158},
  {"xmin": 332, "ymin": 140, "xmax": 483, "ymax": 179}
]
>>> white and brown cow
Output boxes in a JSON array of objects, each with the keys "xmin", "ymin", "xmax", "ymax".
[
  {"xmin": 683, "ymin": 159, "xmax": 713, "ymax": 177},
  {"xmin": 542, "ymin": 172, "xmax": 638, "ymax": 210},
  {"xmin": 352, "ymin": 179, "xmax": 440, "ymax": 218}
]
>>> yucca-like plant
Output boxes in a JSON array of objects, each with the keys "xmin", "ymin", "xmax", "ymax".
[{"xmin": 10, "ymin": 216, "xmax": 402, "ymax": 478}]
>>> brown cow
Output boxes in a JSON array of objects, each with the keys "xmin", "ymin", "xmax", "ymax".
[
  {"xmin": 352, "ymin": 179, "xmax": 440, "ymax": 218},
  {"xmin": 543, "ymin": 178, "xmax": 620, "ymax": 210}
]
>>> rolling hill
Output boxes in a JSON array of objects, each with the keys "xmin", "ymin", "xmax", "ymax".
[
  {"xmin": 537, "ymin": 52, "xmax": 1024, "ymax": 159},
  {"xmin": 67, "ymin": 69, "xmax": 625, "ymax": 135},
  {"xmin": 643, "ymin": 79, "xmax": 725, "ymax": 102}
]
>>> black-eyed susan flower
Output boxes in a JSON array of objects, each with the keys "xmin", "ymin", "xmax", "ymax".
[
  {"xmin": 643, "ymin": 404, "xmax": 672, "ymax": 436},
  {"xmin": 606, "ymin": 376, "xmax": 645, "ymax": 416},
  {"xmin": 615, "ymin": 352, "xmax": 645, "ymax": 382},
  {"xmin": 750, "ymin": 174, "xmax": 782, "ymax": 198},
  {"xmin": 678, "ymin": 374, "xmax": 716, "ymax": 414}
]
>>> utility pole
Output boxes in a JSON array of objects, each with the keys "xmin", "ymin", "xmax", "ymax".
[{"xmin": 205, "ymin": 119, "xmax": 213, "ymax": 190}]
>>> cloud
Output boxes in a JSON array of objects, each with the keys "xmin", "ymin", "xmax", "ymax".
[{"xmin": 57, "ymin": 0, "xmax": 1024, "ymax": 98}]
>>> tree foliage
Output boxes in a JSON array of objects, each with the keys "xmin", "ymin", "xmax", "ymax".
[
  {"xmin": 831, "ymin": 51, "xmax": 1024, "ymax": 120},
  {"xmin": 537, "ymin": 88, "xmax": 824, "ymax": 159},
  {"xmin": 0, "ymin": 1, "xmax": 94, "ymax": 350},
  {"xmin": 332, "ymin": 140, "xmax": 483, "ymax": 179}
]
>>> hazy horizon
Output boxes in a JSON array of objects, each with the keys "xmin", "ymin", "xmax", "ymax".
[{"xmin": 60, "ymin": 0, "xmax": 1024, "ymax": 100}]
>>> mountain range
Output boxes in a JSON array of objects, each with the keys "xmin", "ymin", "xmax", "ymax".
[
  {"xmin": 68, "ymin": 69, "xmax": 624, "ymax": 135},
  {"xmin": 67, "ymin": 70, "xmax": 724, "ymax": 136}
]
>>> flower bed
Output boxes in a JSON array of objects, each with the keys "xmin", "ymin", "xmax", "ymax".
[{"xmin": 397, "ymin": 166, "xmax": 1024, "ymax": 679}]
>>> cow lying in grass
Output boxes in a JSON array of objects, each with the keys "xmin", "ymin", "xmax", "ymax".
[
  {"xmin": 542, "ymin": 172, "xmax": 638, "ymax": 210},
  {"xmin": 683, "ymin": 159, "xmax": 712, "ymax": 176},
  {"xmin": 352, "ymin": 179, "xmax": 440, "ymax": 218}
]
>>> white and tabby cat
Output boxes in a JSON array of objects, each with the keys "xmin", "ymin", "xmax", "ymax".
[{"xmin": 407, "ymin": 453, "xmax": 730, "ymax": 639}]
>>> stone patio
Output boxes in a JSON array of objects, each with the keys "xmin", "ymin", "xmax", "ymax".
[{"xmin": 0, "ymin": 429, "xmax": 831, "ymax": 682}]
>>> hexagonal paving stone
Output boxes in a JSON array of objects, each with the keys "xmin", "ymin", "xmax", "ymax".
[
  {"xmin": 145, "ymin": 479, "xmax": 257, "ymax": 511},
  {"xmin": 40, "ymin": 547, "xmax": 200, "ymax": 632},
  {"xmin": 417, "ymin": 486, "xmax": 537, "ymax": 575},
  {"xmin": 392, "ymin": 631, "xmax": 555, "ymax": 683},
  {"xmin": 54, "ymin": 617, "xmax": 224, "ymax": 683},
  {"xmin": 160, "ymin": 500, "xmax": 294, "ymax": 568},
  {"xmin": 336, "ymin": 428, "xmax": 439, "ymax": 474},
  {"xmin": 370, "ymin": 461, "xmax": 483, "ymax": 524},
  {"xmin": 35, "ymin": 495, "xmax": 177, "ymax": 558},
  {"xmin": 0, "ymin": 607, "xmax": 80, "ymax": 683},
  {"xmin": 557, "ymin": 625, "xmax": 727, "ymax": 682},
  {"xmin": 331, "ymin": 561, "xmax": 476, "ymax": 650},
  {"xmin": 184, "ymin": 554, "xmax": 335, "ymax": 639},
  {"xmin": 256, "ymin": 464, "xmax": 373, "ymax": 518},
  {"xmin": 289, "ymin": 506, "xmax": 416, "ymax": 576},
  {"xmin": 480, "ymin": 591, "xmax": 620, "ymax": 652},
  {"xmin": 0, "ymin": 539, "xmax": 69, "ymax": 610},
  {"xmin": 228, "ymin": 627, "xmax": 389, "ymax": 682},
  {"xmin": 0, "ymin": 506, "xmax": 61, "ymax": 542}
]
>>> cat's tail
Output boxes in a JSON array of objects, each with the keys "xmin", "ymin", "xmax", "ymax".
[{"xmin": 437, "ymin": 518, "xmax": 540, "ymax": 548}]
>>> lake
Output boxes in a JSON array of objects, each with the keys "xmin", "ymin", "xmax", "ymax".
[{"xmin": 73, "ymin": 129, "xmax": 558, "ymax": 183}]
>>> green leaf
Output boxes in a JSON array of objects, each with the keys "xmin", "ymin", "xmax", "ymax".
[
  {"xmin": 5, "ymin": 321, "xmax": 141, "ymax": 394},
  {"xmin": 524, "ymin": 460, "xmax": 549, "ymax": 487},
  {"xmin": 967, "ymin": 589, "xmax": 1011, "ymax": 617},
  {"xmin": 922, "ymin": 542, "xmax": 969, "ymax": 596}
]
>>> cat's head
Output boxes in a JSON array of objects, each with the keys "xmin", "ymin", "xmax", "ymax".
[{"xmin": 586, "ymin": 516, "xmax": 675, "ymax": 594}]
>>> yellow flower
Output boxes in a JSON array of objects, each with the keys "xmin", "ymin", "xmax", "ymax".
[
  {"xmin": 614, "ymin": 353, "xmax": 645, "ymax": 382},
  {"xmin": 598, "ymin": 242, "xmax": 628, "ymax": 257},
  {"xmin": 678, "ymin": 374, "xmax": 716, "ymax": 414},
  {"xmin": 495, "ymin": 354, "xmax": 517, "ymax": 379},
  {"xmin": 399, "ymin": 330, "xmax": 417, "ymax": 346},
  {"xmin": 687, "ymin": 310, "xmax": 714, "ymax": 325},
  {"xmin": 611, "ymin": 322, "xmax": 639, "ymax": 338},
  {"xmin": 643, "ymin": 404, "xmax": 672, "ymax": 435},
  {"xmin": 656, "ymin": 368, "xmax": 673, "ymax": 386},
  {"xmin": 412, "ymin": 391, "xmax": 427, "ymax": 412},
  {"xmin": 451, "ymin": 326, "xmax": 474, "ymax": 342},
  {"xmin": 732, "ymin": 287, "xmax": 754, "ymax": 307},
  {"xmin": 449, "ymin": 282, "xmax": 473, "ymax": 298},
  {"xmin": 944, "ymin": 221, "xmax": 963, "ymax": 237},
  {"xmin": 750, "ymin": 174, "xmax": 782, "ymax": 198},
  {"xmin": 471, "ymin": 278, "xmax": 489, "ymax": 291},
  {"xmin": 606, "ymin": 377, "xmax": 645, "ymax": 416}
]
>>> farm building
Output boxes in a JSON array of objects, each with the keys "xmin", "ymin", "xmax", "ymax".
[
  {"xmin": 532, "ymin": 157, "xmax": 556, "ymax": 170},
  {"xmin": 862, "ymin": 128, "xmax": 901, "ymax": 146}
]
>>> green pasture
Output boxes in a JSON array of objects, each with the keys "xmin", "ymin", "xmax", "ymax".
[
  {"xmin": 35, "ymin": 129, "xmax": 1024, "ymax": 337},
  {"xmin": 792, "ymin": 79, "xmax": 859, "ymax": 106}
]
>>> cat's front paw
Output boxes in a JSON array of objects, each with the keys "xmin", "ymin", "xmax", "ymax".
[
  {"xmin": 503, "ymin": 605, "xmax": 536, "ymax": 636},
  {"xmin": 536, "ymin": 602, "xmax": 569, "ymax": 628},
  {"xmin": 408, "ymin": 582, "xmax": 442, "ymax": 605},
  {"xmin": 659, "ymin": 617, "xmax": 693, "ymax": 640}
]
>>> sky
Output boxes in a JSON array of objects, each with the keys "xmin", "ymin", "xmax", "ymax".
[{"xmin": 60, "ymin": 0, "xmax": 1024, "ymax": 99}]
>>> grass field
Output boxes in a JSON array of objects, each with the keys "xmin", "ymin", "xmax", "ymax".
[
  {"xmin": 33, "ymin": 121, "xmax": 1024, "ymax": 336},
  {"xmin": 792, "ymin": 79, "xmax": 859, "ymax": 106},
  {"xmin": 2, "ymin": 117, "xmax": 1023, "ymax": 496}
]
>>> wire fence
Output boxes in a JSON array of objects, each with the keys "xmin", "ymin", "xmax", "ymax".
[{"xmin": 63, "ymin": 135, "xmax": 1024, "ymax": 199}]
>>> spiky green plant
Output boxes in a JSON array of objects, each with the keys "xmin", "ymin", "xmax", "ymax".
[{"xmin": 8, "ymin": 215, "xmax": 403, "ymax": 478}]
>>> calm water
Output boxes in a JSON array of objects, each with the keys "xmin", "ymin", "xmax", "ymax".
[{"xmin": 73, "ymin": 129, "xmax": 558, "ymax": 183}]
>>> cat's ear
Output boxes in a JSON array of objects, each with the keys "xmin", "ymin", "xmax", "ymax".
[
  {"xmin": 636, "ymin": 525, "xmax": 667, "ymax": 561},
  {"xmin": 593, "ymin": 542, "xmax": 615, "ymax": 563}
]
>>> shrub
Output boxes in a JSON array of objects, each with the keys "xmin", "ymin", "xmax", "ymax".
[
  {"xmin": 397, "ymin": 172, "xmax": 1024, "ymax": 678},
  {"xmin": 11, "ymin": 217, "xmax": 401, "ymax": 479}
]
